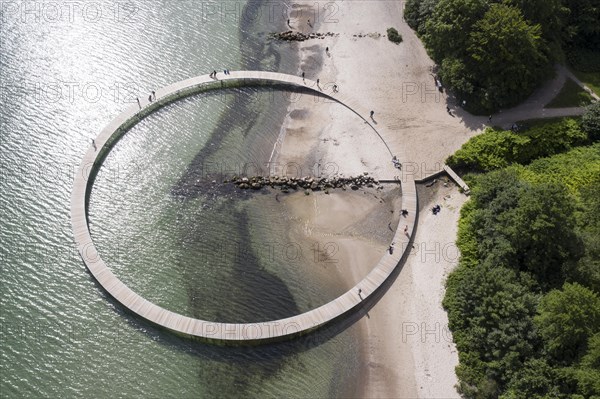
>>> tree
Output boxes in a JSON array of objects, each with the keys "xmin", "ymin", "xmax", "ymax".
[
  {"xmin": 570, "ymin": 181, "xmax": 600, "ymax": 292},
  {"xmin": 582, "ymin": 333, "xmax": 600, "ymax": 369},
  {"xmin": 404, "ymin": 0, "xmax": 420, "ymax": 30},
  {"xmin": 535, "ymin": 282, "xmax": 600, "ymax": 363},
  {"xmin": 422, "ymin": 0, "xmax": 488, "ymax": 62},
  {"xmin": 467, "ymin": 4, "xmax": 548, "ymax": 110},
  {"xmin": 505, "ymin": 0, "xmax": 567, "ymax": 49},
  {"xmin": 444, "ymin": 262, "xmax": 540, "ymax": 395},
  {"xmin": 558, "ymin": 334, "xmax": 600, "ymax": 396},
  {"xmin": 438, "ymin": 57, "xmax": 477, "ymax": 107},
  {"xmin": 468, "ymin": 170, "xmax": 581, "ymax": 285},
  {"xmin": 404, "ymin": 0, "xmax": 439, "ymax": 35},
  {"xmin": 501, "ymin": 359, "xmax": 561, "ymax": 399},
  {"xmin": 581, "ymin": 101, "xmax": 600, "ymax": 141},
  {"xmin": 507, "ymin": 182, "xmax": 581, "ymax": 284},
  {"xmin": 561, "ymin": 0, "xmax": 600, "ymax": 48}
]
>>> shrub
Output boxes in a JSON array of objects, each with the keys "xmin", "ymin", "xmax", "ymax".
[
  {"xmin": 581, "ymin": 102, "xmax": 600, "ymax": 141},
  {"xmin": 446, "ymin": 119, "xmax": 588, "ymax": 172},
  {"xmin": 447, "ymin": 128, "xmax": 530, "ymax": 171},
  {"xmin": 386, "ymin": 27, "xmax": 402, "ymax": 44},
  {"xmin": 521, "ymin": 118, "xmax": 588, "ymax": 158}
]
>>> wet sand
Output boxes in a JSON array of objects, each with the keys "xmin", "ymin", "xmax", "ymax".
[{"xmin": 273, "ymin": 1, "xmax": 483, "ymax": 396}]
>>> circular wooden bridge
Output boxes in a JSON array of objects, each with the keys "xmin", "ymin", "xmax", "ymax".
[{"xmin": 71, "ymin": 70, "xmax": 417, "ymax": 344}]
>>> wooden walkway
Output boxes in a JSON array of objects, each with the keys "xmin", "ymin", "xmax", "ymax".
[
  {"xmin": 443, "ymin": 165, "xmax": 470, "ymax": 195},
  {"xmin": 71, "ymin": 71, "xmax": 417, "ymax": 344}
]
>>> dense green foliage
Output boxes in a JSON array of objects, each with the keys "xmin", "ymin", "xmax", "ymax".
[
  {"xmin": 561, "ymin": 0, "xmax": 600, "ymax": 49},
  {"xmin": 567, "ymin": 47, "xmax": 600, "ymax": 73},
  {"xmin": 535, "ymin": 283, "xmax": 600, "ymax": 363},
  {"xmin": 404, "ymin": 0, "xmax": 600, "ymax": 112},
  {"xmin": 465, "ymin": 5, "xmax": 547, "ymax": 110},
  {"xmin": 386, "ymin": 27, "xmax": 403, "ymax": 44},
  {"xmin": 447, "ymin": 118, "xmax": 589, "ymax": 171},
  {"xmin": 444, "ymin": 141, "xmax": 600, "ymax": 397},
  {"xmin": 581, "ymin": 102, "xmax": 600, "ymax": 141},
  {"xmin": 404, "ymin": 0, "xmax": 438, "ymax": 35}
]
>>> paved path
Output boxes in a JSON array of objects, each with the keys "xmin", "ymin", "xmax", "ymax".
[
  {"xmin": 494, "ymin": 107, "xmax": 586, "ymax": 128},
  {"xmin": 490, "ymin": 64, "xmax": 594, "ymax": 129},
  {"xmin": 71, "ymin": 70, "xmax": 417, "ymax": 344}
]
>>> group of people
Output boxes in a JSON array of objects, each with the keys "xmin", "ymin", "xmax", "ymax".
[
  {"xmin": 286, "ymin": 18, "xmax": 313, "ymax": 29},
  {"xmin": 135, "ymin": 91, "xmax": 156, "ymax": 109},
  {"xmin": 392, "ymin": 155, "xmax": 402, "ymax": 170},
  {"xmin": 300, "ymin": 71, "xmax": 339, "ymax": 93},
  {"xmin": 209, "ymin": 69, "xmax": 230, "ymax": 79}
]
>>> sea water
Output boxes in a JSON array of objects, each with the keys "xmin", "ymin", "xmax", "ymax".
[{"xmin": 0, "ymin": 1, "xmax": 361, "ymax": 397}]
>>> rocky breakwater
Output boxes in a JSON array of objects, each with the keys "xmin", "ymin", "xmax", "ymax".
[
  {"xmin": 226, "ymin": 173, "xmax": 382, "ymax": 195},
  {"xmin": 270, "ymin": 31, "xmax": 337, "ymax": 42}
]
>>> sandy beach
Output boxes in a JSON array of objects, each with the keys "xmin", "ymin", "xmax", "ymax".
[{"xmin": 272, "ymin": 1, "xmax": 483, "ymax": 397}]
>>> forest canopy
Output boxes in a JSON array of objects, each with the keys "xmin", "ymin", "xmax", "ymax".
[
  {"xmin": 443, "ymin": 135, "xmax": 600, "ymax": 397},
  {"xmin": 404, "ymin": 0, "xmax": 600, "ymax": 112}
]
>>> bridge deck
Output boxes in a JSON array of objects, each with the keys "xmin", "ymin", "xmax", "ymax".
[{"xmin": 71, "ymin": 70, "xmax": 417, "ymax": 343}]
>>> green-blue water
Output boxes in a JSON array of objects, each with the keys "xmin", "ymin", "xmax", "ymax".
[{"xmin": 0, "ymin": 1, "xmax": 363, "ymax": 397}]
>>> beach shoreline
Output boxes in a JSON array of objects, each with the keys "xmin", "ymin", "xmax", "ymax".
[{"xmin": 272, "ymin": 1, "xmax": 484, "ymax": 396}]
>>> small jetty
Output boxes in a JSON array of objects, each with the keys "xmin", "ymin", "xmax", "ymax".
[{"xmin": 443, "ymin": 165, "xmax": 470, "ymax": 195}]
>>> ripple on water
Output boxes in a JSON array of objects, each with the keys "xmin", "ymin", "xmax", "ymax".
[{"xmin": 1, "ymin": 1, "xmax": 361, "ymax": 397}]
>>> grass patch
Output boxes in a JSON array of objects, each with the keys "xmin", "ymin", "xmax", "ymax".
[
  {"xmin": 545, "ymin": 78, "xmax": 594, "ymax": 108},
  {"xmin": 386, "ymin": 27, "xmax": 402, "ymax": 44},
  {"xmin": 571, "ymin": 69, "xmax": 600, "ymax": 97},
  {"xmin": 515, "ymin": 116, "xmax": 577, "ymax": 129}
]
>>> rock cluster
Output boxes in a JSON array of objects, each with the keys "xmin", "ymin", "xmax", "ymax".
[
  {"xmin": 271, "ymin": 31, "xmax": 337, "ymax": 42},
  {"xmin": 226, "ymin": 173, "xmax": 382, "ymax": 194},
  {"xmin": 352, "ymin": 32, "xmax": 382, "ymax": 38}
]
